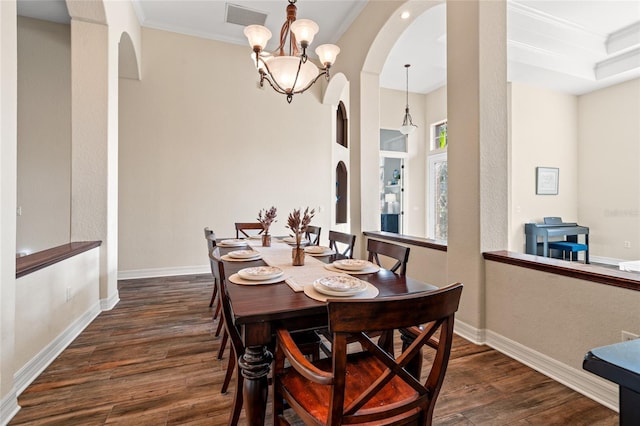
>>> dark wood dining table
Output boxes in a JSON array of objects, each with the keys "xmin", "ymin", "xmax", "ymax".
[{"xmin": 213, "ymin": 241, "xmax": 439, "ymax": 426}]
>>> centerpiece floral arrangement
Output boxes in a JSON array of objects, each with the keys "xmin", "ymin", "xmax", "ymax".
[
  {"xmin": 257, "ymin": 206, "xmax": 277, "ymax": 246},
  {"xmin": 286, "ymin": 207, "xmax": 315, "ymax": 265}
]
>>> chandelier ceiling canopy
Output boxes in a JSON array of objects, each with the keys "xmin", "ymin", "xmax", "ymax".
[{"xmin": 244, "ymin": 0, "xmax": 340, "ymax": 103}]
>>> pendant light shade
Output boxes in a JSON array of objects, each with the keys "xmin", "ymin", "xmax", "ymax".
[{"xmin": 399, "ymin": 64, "xmax": 417, "ymax": 135}]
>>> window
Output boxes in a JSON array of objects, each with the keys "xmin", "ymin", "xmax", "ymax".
[
  {"xmin": 432, "ymin": 120, "xmax": 447, "ymax": 151},
  {"xmin": 427, "ymin": 152, "xmax": 448, "ymax": 241}
]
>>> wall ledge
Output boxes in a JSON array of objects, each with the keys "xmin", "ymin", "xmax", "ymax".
[
  {"xmin": 16, "ymin": 241, "xmax": 101, "ymax": 278},
  {"xmin": 363, "ymin": 231, "xmax": 447, "ymax": 251},
  {"xmin": 484, "ymin": 250, "xmax": 639, "ymax": 292}
]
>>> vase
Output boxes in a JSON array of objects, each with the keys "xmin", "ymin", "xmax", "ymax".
[
  {"xmin": 262, "ymin": 234, "xmax": 271, "ymax": 247},
  {"xmin": 292, "ymin": 247, "xmax": 305, "ymax": 266}
]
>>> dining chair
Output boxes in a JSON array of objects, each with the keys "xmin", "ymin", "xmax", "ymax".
[
  {"xmin": 305, "ymin": 225, "xmax": 321, "ymax": 246},
  {"xmin": 367, "ymin": 238, "xmax": 410, "ymax": 275},
  {"xmin": 234, "ymin": 222, "xmax": 264, "ymax": 238},
  {"xmin": 214, "ymin": 258, "xmax": 322, "ymax": 425},
  {"xmin": 203, "ymin": 228, "xmax": 219, "ymax": 309},
  {"xmin": 328, "ymin": 230, "xmax": 356, "ymax": 258},
  {"xmin": 273, "ymin": 283, "xmax": 464, "ymax": 425},
  {"xmin": 213, "ymin": 259, "xmax": 245, "ymax": 426}
]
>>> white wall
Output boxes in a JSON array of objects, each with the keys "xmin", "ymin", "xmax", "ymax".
[
  {"xmin": 578, "ymin": 79, "xmax": 640, "ymax": 261},
  {"xmin": 16, "ymin": 17, "xmax": 71, "ymax": 255},
  {"xmin": 118, "ymin": 27, "xmax": 335, "ymax": 275},
  {"xmin": 14, "ymin": 248, "xmax": 101, "ymax": 392},
  {"xmin": 380, "ymin": 87, "xmax": 426, "ymax": 237},
  {"xmin": 509, "ymin": 83, "xmax": 578, "ymax": 252}
]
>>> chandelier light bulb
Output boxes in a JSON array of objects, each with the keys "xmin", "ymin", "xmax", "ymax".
[
  {"xmin": 290, "ymin": 19, "xmax": 319, "ymax": 47},
  {"xmin": 244, "ymin": 25, "xmax": 272, "ymax": 51},
  {"xmin": 315, "ymin": 44, "xmax": 340, "ymax": 66}
]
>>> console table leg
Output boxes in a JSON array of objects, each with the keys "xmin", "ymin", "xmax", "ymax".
[{"xmin": 238, "ymin": 345, "xmax": 273, "ymax": 426}]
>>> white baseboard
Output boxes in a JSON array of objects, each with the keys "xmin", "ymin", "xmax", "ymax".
[
  {"xmin": 453, "ymin": 321, "xmax": 618, "ymax": 413},
  {"xmin": 13, "ymin": 301, "xmax": 102, "ymax": 396},
  {"xmin": 0, "ymin": 387, "xmax": 20, "ymax": 426},
  {"xmin": 101, "ymin": 291, "xmax": 120, "ymax": 311},
  {"xmin": 454, "ymin": 319, "xmax": 486, "ymax": 344},
  {"xmin": 118, "ymin": 265, "xmax": 209, "ymax": 280}
]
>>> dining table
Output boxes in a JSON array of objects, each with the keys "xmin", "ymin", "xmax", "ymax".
[{"xmin": 213, "ymin": 237, "xmax": 439, "ymax": 426}]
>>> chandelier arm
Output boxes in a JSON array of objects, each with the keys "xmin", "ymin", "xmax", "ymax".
[
  {"xmin": 289, "ymin": 68, "xmax": 329, "ymax": 95},
  {"xmin": 257, "ymin": 60, "xmax": 292, "ymax": 95}
]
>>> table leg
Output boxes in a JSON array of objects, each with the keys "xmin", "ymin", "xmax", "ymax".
[
  {"xmin": 400, "ymin": 328, "xmax": 423, "ymax": 379},
  {"xmin": 238, "ymin": 345, "xmax": 273, "ymax": 426}
]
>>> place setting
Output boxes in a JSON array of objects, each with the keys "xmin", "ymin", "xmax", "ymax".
[
  {"xmin": 218, "ymin": 238, "xmax": 248, "ymax": 247},
  {"xmin": 323, "ymin": 258, "xmax": 380, "ymax": 274},
  {"xmin": 221, "ymin": 249, "xmax": 262, "ymax": 262},
  {"xmin": 304, "ymin": 275, "xmax": 379, "ymax": 302},
  {"xmin": 281, "ymin": 236, "xmax": 310, "ymax": 246},
  {"xmin": 304, "ymin": 245, "xmax": 335, "ymax": 257},
  {"xmin": 229, "ymin": 266, "xmax": 286, "ymax": 285}
]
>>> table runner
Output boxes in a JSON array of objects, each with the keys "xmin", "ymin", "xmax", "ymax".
[{"xmin": 248, "ymin": 239, "xmax": 347, "ymax": 292}]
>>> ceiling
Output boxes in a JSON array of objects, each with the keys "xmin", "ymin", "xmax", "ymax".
[{"xmin": 16, "ymin": 0, "xmax": 640, "ymax": 95}]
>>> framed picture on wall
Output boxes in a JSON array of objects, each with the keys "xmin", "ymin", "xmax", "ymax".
[{"xmin": 536, "ymin": 167, "xmax": 559, "ymax": 195}]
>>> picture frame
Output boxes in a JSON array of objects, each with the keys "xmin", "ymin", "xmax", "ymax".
[{"xmin": 536, "ymin": 167, "xmax": 559, "ymax": 195}]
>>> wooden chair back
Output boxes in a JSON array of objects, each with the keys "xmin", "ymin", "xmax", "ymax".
[
  {"xmin": 328, "ymin": 230, "xmax": 356, "ymax": 258},
  {"xmin": 305, "ymin": 225, "xmax": 321, "ymax": 245},
  {"xmin": 273, "ymin": 283, "xmax": 463, "ymax": 426},
  {"xmin": 367, "ymin": 239, "xmax": 410, "ymax": 275},
  {"xmin": 204, "ymin": 228, "xmax": 218, "ymax": 308},
  {"xmin": 234, "ymin": 222, "xmax": 264, "ymax": 238},
  {"xmin": 213, "ymin": 257, "xmax": 245, "ymax": 425}
]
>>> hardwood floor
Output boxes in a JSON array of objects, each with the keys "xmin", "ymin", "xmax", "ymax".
[{"xmin": 10, "ymin": 274, "xmax": 617, "ymax": 425}]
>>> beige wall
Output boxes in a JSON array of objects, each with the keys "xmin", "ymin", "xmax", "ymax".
[
  {"xmin": 509, "ymin": 83, "xmax": 578, "ymax": 252},
  {"xmin": 1, "ymin": 0, "xmax": 19, "ymax": 416},
  {"xmin": 578, "ymin": 79, "xmax": 640, "ymax": 261},
  {"xmin": 379, "ymin": 87, "xmax": 426, "ymax": 237},
  {"xmin": 118, "ymin": 27, "xmax": 335, "ymax": 274},
  {"xmin": 16, "ymin": 17, "xmax": 71, "ymax": 255},
  {"xmin": 15, "ymin": 248, "xmax": 100, "ymax": 382}
]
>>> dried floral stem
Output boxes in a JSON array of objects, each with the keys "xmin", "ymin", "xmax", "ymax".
[
  {"xmin": 286, "ymin": 207, "xmax": 316, "ymax": 248},
  {"xmin": 257, "ymin": 206, "xmax": 277, "ymax": 235}
]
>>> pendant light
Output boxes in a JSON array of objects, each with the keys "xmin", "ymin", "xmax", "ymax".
[{"xmin": 399, "ymin": 64, "xmax": 417, "ymax": 135}]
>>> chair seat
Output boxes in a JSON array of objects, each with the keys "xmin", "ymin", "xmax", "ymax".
[
  {"xmin": 279, "ymin": 352, "xmax": 420, "ymax": 424},
  {"xmin": 548, "ymin": 242, "xmax": 588, "ymax": 252}
]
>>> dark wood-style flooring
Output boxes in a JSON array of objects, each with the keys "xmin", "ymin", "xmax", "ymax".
[{"xmin": 10, "ymin": 274, "xmax": 617, "ymax": 425}]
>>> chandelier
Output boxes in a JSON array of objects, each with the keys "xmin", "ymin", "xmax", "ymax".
[
  {"xmin": 244, "ymin": 0, "xmax": 340, "ymax": 103},
  {"xmin": 399, "ymin": 64, "xmax": 417, "ymax": 135}
]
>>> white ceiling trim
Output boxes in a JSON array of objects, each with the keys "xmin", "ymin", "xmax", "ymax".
[
  {"xmin": 596, "ymin": 47, "xmax": 640, "ymax": 80},
  {"xmin": 509, "ymin": 1, "xmax": 607, "ymax": 39},
  {"xmin": 607, "ymin": 22, "xmax": 640, "ymax": 55}
]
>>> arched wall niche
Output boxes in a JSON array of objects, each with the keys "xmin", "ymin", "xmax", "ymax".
[
  {"xmin": 336, "ymin": 161, "xmax": 348, "ymax": 224},
  {"xmin": 118, "ymin": 31, "xmax": 140, "ymax": 80}
]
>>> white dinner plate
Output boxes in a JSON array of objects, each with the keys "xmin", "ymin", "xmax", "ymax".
[
  {"xmin": 313, "ymin": 276, "xmax": 368, "ymax": 295},
  {"xmin": 248, "ymin": 235, "xmax": 263, "ymax": 240},
  {"xmin": 304, "ymin": 282, "xmax": 379, "ymax": 302},
  {"xmin": 228, "ymin": 249, "xmax": 260, "ymax": 259},
  {"xmin": 333, "ymin": 259, "xmax": 371, "ymax": 271},
  {"xmin": 304, "ymin": 245, "xmax": 333, "ymax": 255},
  {"xmin": 229, "ymin": 273, "xmax": 285, "ymax": 286},
  {"xmin": 238, "ymin": 266, "xmax": 284, "ymax": 281},
  {"xmin": 221, "ymin": 254, "xmax": 262, "ymax": 262},
  {"xmin": 282, "ymin": 236, "xmax": 310, "ymax": 245},
  {"xmin": 323, "ymin": 263, "xmax": 380, "ymax": 275},
  {"xmin": 218, "ymin": 239, "xmax": 247, "ymax": 247}
]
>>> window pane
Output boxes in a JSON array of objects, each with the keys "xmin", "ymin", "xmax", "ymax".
[
  {"xmin": 380, "ymin": 129, "xmax": 407, "ymax": 152},
  {"xmin": 434, "ymin": 160, "xmax": 448, "ymax": 240}
]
